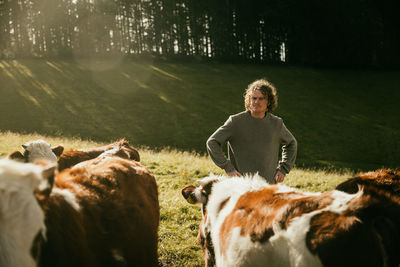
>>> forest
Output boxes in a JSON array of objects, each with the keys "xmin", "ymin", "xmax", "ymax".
[{"xmin": 1, "ymin": 0, "xmax": 399, "ymax": 68}]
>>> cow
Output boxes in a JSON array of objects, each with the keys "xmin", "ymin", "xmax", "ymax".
[
  {"xmin": 182, "ymin": 173, "xmax": 400, "ymax": 267},
  {"xmin": 7, "ymin": 138, "xmax": 139, "ymax": 171},
  {"xmin": 336, "ymin": 169, "xmax": 400, "ymax": 196},
  {"xmin": 56, "ymin": 138, "xmax": 140, "ymax": 171},
  {"xmin": 5, "ymin": 140, "xmax": 159, "ymax": 267},
  {"xmin": 35, "ymin": 144, "xmax": 159, "ymax": 267},
  {"xmin": 0, "ymin": 159, "xmax": 55, "ymax": 267},
  {"xmin": 8, "ymin": 139, "xmax": 64, "ymax": 163}
]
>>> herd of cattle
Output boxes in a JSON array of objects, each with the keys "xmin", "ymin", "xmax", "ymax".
[{"xmin": 0, "ymin": 139, "xmax": 399, "ymax": 267}]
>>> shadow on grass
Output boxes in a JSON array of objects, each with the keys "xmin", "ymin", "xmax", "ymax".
[{"xmin": 0, "ymin": 58, "xmax": 399, "ymax": 171}]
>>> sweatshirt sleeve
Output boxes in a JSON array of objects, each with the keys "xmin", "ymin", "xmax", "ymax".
[
  {"xmin": 278, "ymin": 122, "xmax": 297, "ymax": 174},
  {"xmin": 206, "ymin": 116, "xmax": 236, "ymax": 173}
]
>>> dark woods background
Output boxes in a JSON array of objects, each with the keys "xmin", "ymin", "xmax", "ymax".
[{"xmin": 1, "ymin": 0, "xmax": 399, "ymax": 68}]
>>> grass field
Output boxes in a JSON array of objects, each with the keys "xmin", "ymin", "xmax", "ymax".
[
  {"xmin": 0, "ymin": 58, "xmax": 399, "ymax": 171},
  {"xmin": 0, "ymin": 132, "xmax": 355, "ymax": 267}
]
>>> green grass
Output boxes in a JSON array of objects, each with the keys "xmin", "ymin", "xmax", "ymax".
[
  {"xmin": 0, "ymin": 58, "xmax": 399, "ymax": 171},
  {"xmin": 0, "ymin": 132, "xmax": 355, "ymax": 267}
]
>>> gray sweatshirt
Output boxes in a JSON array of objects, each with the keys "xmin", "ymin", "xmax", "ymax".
[{"xmin": 206, "ymin": 111, "xmax": 297, "ymax": 184}]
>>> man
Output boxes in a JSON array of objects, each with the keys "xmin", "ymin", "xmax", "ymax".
[{"xmin": 206, "ymin": 79, "xmax": 297, "ymax": 184}]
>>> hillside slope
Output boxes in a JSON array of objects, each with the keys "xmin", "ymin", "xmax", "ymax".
[{"xmin": 0, "ymin": 58, "xmax": 399, "ymax": 170}]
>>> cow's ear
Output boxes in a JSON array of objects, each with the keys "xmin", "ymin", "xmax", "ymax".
[
  {"xmin": 52, "ymin": 145, "xmax": 64, "ymax": 157},
  {"xmin": 8, "ymin": 151, "xmax": 25, "ymax": 161},
  {"xmin": 182, "ymin": 185, "xmax": 201, "ymax": 204}
]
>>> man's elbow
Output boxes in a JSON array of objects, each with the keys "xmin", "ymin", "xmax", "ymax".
[
  {"xmin": 206, "ymin": 137, "xmax": 219, "ymax": 149},
  {"xmin": 286, "ymin": 138, "xmax": 298, "ymax": 155}
]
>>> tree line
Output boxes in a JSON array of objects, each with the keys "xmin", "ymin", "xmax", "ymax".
[{"xmin": 0, "ymin": 0, "xmax": 399, "ymax": 68}]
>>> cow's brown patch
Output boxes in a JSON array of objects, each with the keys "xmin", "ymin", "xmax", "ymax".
[
  {"xmin": 306, "ymin": 186, "xmax": 400, "ymax": 267},
  {"xmin": 218, "ymin": 197, "xmax": 230, "ymax": 214},
  {"xmin": 278, "ymin": 191, "xmax": 334, "ymax": 230},
  {"xmin": 306, "ymin": 211, "xmax": 360, "ymax": 251},
  {"xmin": 219, "ymin": 187, "xmax": 335, "ymax": 257}
]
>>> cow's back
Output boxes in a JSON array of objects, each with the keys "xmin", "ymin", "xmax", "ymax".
[
  {"xmin": 57, "ymin": 139, "xmax": 140, "ymax": 171},
  {"xmin": 188, "ymin": 175, "xmax": 400, "ymax": 267},
  {"xmin": 39, "ymin": 156, "xmax": 159, "ymax": 267}
]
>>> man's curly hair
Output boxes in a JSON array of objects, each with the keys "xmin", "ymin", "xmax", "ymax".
[{"xmin": 244, "ymin": 79, "xmax": 278, "ymax": 112}]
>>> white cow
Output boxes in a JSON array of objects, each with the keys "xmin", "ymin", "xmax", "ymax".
[{"xmin": 0, "ymin": 159, "xmax": 54, "ymax": 267}]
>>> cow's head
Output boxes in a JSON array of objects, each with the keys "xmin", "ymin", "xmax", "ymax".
[
  {"xmin": 0, "ymin": 159, "xmax": 56, "ymax": 267},
  {"xmin": 336, "ymin": 169, "xmax": 400, "ymax": 195},
  {"xmin": 101, "ymin": 138, "xmax": 141, "ymax": 162},
  {"xmin": 116, "ymin": 138, "xmax": 140, "ymax": 161},
  {"xmin": 8, "ymin": 139, "xmax": 64, "ymax": 163},
  {"xmin": 182, "ymin": 175, "xmax": 221, "ymax": 267}
]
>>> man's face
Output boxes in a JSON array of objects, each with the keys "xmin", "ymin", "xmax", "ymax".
[{"xmin": 249, "ymin": 89, "xmax": 268, "ymax": 115}]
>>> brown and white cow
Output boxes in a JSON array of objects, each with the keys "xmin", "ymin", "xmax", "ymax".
[
  {"xmin": 0, "ymin": 159, "xmax": 55, "ymax": 267},
  {"xmin": 35, "ymin": 146, "xmax": 159, "ymax": 267},
  {"xmin": 182, "ymin": 173, "xmax": 400, "ymax": 267},
  {"xmin": 336, "ymin": 169, "xmax": 400, "ymax": 196},
  {"xmin": 56, "ymin": 138, "xmax": 140, "ymax": 171},
  {"xmin": 8, "ymin": 139, "xmax": 64, "ymax": 163},
  {"xmin": 7, "ymin": 138, "xmax": 139, "ymax": 172},
  {"xmin": 5, "ymin": 141, "xmax": 159, "ymax": 267}
]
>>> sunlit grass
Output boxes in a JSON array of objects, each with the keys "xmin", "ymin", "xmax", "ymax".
[
  {"xmin": 0, "ymin": 58, "xmax": 399, "ymax": 171},
  {"xmin": 284, "ymin": 168, "xmax": 353, "ymax": 192},
  {"xmin": 0, "ymin": 132, "xmax": 355, "ymax": 267}
]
